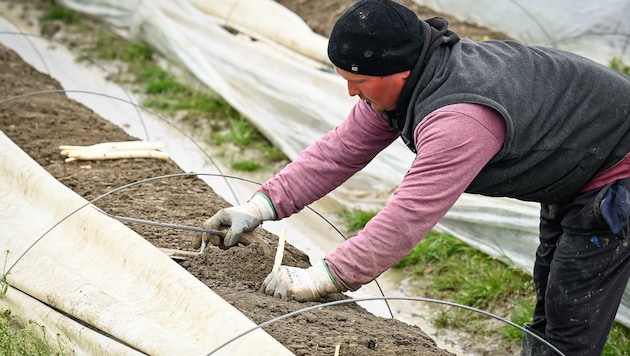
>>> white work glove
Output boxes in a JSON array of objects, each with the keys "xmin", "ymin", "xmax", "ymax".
[
  {"xmin": 202, "ymin": 193, "xmax": 275, "ymax": 247},
  {"xmin": 262, "ymin": 259, "xmax": 341, "ymax": 302}
]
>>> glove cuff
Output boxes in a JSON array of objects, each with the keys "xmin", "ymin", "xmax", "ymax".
[
  {"xmin": 249, "ymin": 192, "xmax": 276, "ymax": 221},
  {"xmin": 312, "ymin": 259, "xmax": 342, "ymax": 294}
]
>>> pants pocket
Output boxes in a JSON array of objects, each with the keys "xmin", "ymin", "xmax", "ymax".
[{"xmin": 597, "ymin": 182, "xmax": 630, "ymax": 238}]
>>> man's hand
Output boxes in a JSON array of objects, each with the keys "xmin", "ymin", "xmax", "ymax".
[
  {"xmin": 261, "ymin": 259, "xmax": 341, "ymax": 302},
  {"xmin": 202, "ymin": 193, "xmax": 275, "ymax": 247}
]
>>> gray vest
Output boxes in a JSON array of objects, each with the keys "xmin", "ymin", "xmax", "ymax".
[{"xmin": 401, "ymin": 39, "xmax": 630, "ymax": 204}]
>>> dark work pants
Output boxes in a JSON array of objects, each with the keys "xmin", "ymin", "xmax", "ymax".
[{"xmin": 527, "ymin": 179, "xmax": 630, "ymax": 355}]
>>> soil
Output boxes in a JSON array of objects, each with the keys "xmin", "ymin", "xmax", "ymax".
[{"xmin": 0, "ymin": 1, "xmax": 512, "ymax": 355}]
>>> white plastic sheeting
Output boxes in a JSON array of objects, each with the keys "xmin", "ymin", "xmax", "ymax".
[
  {"xmin": 412, "ymin": 0, "xmax": 630, "ymax": 66},
  {"xmin": 47, "ymin": 0, "xmax": 629, "ymax": 327},
  {"xmin": 0, "ymin": 131, "xmax": 293, "ymax": 355}
]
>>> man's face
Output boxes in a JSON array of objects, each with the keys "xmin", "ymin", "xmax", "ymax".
[{"xmin": 335, "ymin": 67, "xmax": 411, "ymax": 111}]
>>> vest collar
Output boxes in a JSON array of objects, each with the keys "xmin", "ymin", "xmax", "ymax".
[{"xmin": 386, "ymin": 17, "xmax": 460, "ymax": 133}]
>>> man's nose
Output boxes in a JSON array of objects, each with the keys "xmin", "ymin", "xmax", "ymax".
[{"xmin": 347, "ymin": 82, "xmax": 360, "ymax": 97}]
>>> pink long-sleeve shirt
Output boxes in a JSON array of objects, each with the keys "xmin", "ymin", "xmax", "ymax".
[
  {"xmin": 260, "ymin": 100, "xmax": 506, "ymax": 291},
  {"xmin": 260, "ymin": 98, "xmax": 630, "ymax": 290}
]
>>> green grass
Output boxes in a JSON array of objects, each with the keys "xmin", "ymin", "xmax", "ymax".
[
  {"xmin": 605, "ymin": 326, "xmax": 630, "ymax": 356},
  {"xmin": 231, "ymin": 160, "xmax": 263, "ymax": 171},
  {"xmin": 0, "ymin": 251, "xmax": 65, "ymax": 355},
  {"xmin": 209, "ymin": 116, "xmax": 258, "ymax": 147},
  {"xmin": 38, "ymin": 4, "xmax": 78, "ymax": 24},
  {"xmin": 1, "ymin": 250, "xmax": 9, "ymax": 298},
  {"xmin": 610, "ymin": 58, "xmax": 630, "ymax": 75},
  {"xmin": 337, "ymin": 207, "xmax": 379, "ymax": 234},
  {"xmin": 395, "ymin": 230, "xmax": 536, "ymax": 339},
  {"xmin": 0, "ymin": 310, "xmax": 65, "ymax": 356}
]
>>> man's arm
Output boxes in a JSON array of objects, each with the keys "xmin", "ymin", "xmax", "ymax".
[
  {"xmin": 260, "ymin": 100, "xmax": 399, "ymax": 218},
  {"xmin": 326, "ymin": 103, "xmax": 506, "ymax": 291}
]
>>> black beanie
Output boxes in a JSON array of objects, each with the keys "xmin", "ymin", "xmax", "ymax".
[{"xmin": 328, "ymin": 0, "xmax": 424, "ymax": 76}]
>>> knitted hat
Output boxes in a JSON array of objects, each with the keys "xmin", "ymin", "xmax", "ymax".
[{"xmin": 327, "ymin": 0, "xmax": 424, "ymax": 76}]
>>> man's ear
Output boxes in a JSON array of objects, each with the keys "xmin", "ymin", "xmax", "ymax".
[{"xmin": 398, "ymin": 70, "xmax": 412, "ymax": 80}]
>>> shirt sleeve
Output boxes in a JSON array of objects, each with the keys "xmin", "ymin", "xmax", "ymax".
[
  {"xmin": 325, "ymin": 103, "xmax": 506, "ymax": 291},
  {"xmin": 259, "ymin": 100, "xmax": 399, "ymax": 218}
]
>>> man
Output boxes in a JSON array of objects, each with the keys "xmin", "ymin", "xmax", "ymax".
[{"xmin": 203, "ymin": 0, "xmax": 630, "ymax": 355}]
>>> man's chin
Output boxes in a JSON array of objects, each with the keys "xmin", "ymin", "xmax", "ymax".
[
  {"xmin": 364, "ymin": 100, "xmax": 391, "ymax": 112},
  {"xmin": 366, "ymin": 101, "xmax": 382, "ymax": 111}
]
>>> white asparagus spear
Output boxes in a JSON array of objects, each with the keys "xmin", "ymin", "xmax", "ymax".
[
  {"xmin": 59, "ymin": 141, "xmax": 163, "ymax": 154},
  {"xmin": 273, "ymin": 228, "xmax": 287, "ymax": 272},
  {"xmin": 64, "ymin": 150, "xmax": 170, "ymax": 162}
]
